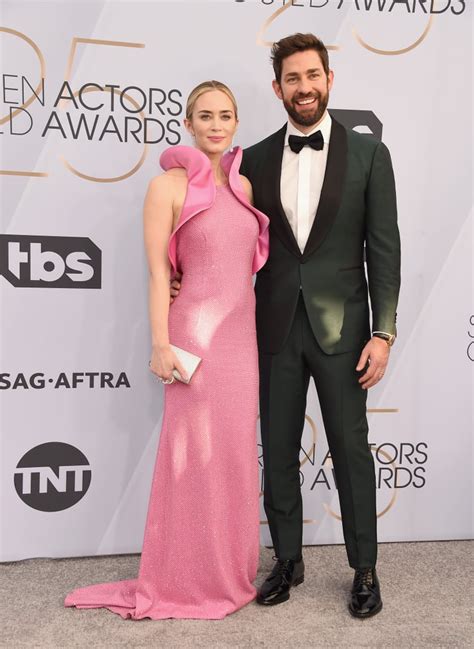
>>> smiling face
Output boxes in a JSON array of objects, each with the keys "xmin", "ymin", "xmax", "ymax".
[
  {"xmin": 272, "ymin": 49, "xmax": 334, "ymax": 132},
  {"xmin": 185, "ymin": 89, "xmax": 238, "ymax": 155}
]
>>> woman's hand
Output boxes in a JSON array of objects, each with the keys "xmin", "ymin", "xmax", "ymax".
[
  {"xmin": 170, "ymin": 272, "xmax": 182, "ymax": 304},
  {"xmin": 149, "ymin": 345, "xmax": 188, "ymax": 383}
]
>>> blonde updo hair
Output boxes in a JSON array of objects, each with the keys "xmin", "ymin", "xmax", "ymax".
[{"xmin": 186, "ymin": 80, "xmax": 238, "ymax": 120}]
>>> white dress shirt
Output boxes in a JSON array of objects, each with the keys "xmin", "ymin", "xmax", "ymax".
[{"xmin": 280, "ymin": 111, "xmax": 332, "ymax": 253}]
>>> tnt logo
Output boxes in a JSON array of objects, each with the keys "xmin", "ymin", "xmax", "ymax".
[
  {"xmin": 14, "ymin": 442, "xmax": 92, "ymax": 511},
  {"xmin": 330, "ymin": 109, "xmax": 383, "ymax": 140},
  {"xmin": 0, "ymin": 235, "xmax": 101, "ymax": 288}
]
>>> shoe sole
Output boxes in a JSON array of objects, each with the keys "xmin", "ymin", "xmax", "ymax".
[
  {"xmin": 256, "ymin": 575, "xmax": 305, "ymax": 606},
  {"xmin": 348, "ymin": 600, "xmax": 383, "ymax": 619}
]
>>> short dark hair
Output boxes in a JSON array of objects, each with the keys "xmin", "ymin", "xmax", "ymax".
[{"xmin": 271, "ymin": 33, "xmax": 330, "ymax": 83}]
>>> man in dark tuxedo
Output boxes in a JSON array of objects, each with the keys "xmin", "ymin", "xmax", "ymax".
[
  {"xmin": 239, "ymin": 33, "xmax": 400, "ymax": 618},
  {"xmin": 171, "ymin": 33, "xmax": 400, "ymax": 618}
]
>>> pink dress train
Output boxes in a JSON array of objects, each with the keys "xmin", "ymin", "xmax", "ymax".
[{"xmin": 64, "ymin": 145, "xmax": 269, "ymax": 619}]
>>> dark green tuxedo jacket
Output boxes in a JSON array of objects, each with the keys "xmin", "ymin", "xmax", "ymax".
[{"xmin": 240, "ymin": 118, "xmax": 401, "ymax": 355}]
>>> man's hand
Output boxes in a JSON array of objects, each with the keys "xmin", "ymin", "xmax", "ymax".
[
  {"xmin": 356, "ymin": 337, "xmax": 391, "ymax": 389},
  {"xmin": 169, "ymin": 272, "xmax": 182, "ymax": 304}
]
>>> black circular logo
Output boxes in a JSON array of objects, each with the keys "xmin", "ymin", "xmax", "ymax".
[{"xmin": 14, "ymin": 442, "xmax": 91, "ymax": 512}]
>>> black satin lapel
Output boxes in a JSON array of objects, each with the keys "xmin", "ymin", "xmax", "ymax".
[
  {"xmin": 263, "ymin": 125, "xmax": 302, "ymax": 259},
  {"xmin": 302, "ymin": 118, "xmax": 348, "ymax": 261}
]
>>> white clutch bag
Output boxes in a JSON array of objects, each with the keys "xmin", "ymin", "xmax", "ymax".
[{"xmin": 170, "ymin": 344, "xmax": 202, "ymax": 384}]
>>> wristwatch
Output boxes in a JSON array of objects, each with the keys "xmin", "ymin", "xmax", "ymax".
[{"xmin": 372, "ymin": 332, "xmax": 396, "ymax": 347}]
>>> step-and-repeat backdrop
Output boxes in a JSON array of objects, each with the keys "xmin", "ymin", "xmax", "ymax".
[{"xmin": 1, "ymin": 0, "xmax": 472, "ymax": 561}]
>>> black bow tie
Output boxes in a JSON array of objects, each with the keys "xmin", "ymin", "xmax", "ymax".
[{"xmin": 288, "ymin": 130, "xmax": 324, "ymax": 154}]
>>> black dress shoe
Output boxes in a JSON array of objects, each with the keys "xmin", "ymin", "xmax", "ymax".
[
  {"xmin": 256, "ymin": 558, "xmax": 305, "ymax": 606},
  {"xmin": 348, "ymin": 568, "xmax": 383, "ymax": 618}
]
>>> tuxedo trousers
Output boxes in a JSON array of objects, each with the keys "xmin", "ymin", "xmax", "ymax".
[{"xmin": 258, "ymin": 293, "xmax": 377, "ymax": 569}]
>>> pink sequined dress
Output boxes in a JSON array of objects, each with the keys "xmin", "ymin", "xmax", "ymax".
[{"xmin": 64, "ymin": 145, "xmax": 269, "ymax": 620}]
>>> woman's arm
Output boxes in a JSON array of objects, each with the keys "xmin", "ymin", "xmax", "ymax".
[{"xmin": 143, "ymin": 174, "xmax": 187, "ymax": 382}]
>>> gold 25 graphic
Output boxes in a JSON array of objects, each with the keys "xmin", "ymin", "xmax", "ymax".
[{"xmin": 0, "ymin": 28, "xmax": 149, "ymax": 182}]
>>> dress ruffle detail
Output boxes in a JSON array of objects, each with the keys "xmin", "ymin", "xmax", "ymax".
[{"xmin": 160, "ymin": 146, "xmax": 269, "ymax": 275}]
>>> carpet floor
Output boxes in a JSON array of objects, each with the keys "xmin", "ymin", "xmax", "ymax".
[{"xmin": 1, "ymin": 540, "xmax": 472, "ymax": 648}]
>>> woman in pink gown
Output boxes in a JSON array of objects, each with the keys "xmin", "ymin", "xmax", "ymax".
[{"xmin": 64, "ymin": 81, "xmax": 269, "ymax": 619}]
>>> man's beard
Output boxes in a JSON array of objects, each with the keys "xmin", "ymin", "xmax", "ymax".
[{"xmin": 283, "ymin": 89, "xmax": 329, "ymax": 128}]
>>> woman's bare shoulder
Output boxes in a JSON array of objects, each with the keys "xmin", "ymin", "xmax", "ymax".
[
  {"xmin": 239, "ymin": 174, "xmax": 254, "ymax": 204},
  {"xmin": 164, "ymin": 167, "xmax": 188, "ymax": 180},
  {"xmin": 147, "ymin": 170, "xmax": 187, "ymax": 194}
]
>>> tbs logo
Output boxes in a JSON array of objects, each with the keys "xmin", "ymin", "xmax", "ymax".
[
  {"xmin": 14, "ymin": 442, "xmax": 92, "ymax": 512},
  {"xmin": 330, "ymin": 109, "xmax": 383, "ymax": 140},
  {"xmin": 0, "ymin": 235, "xmax": 101, "ymax": 288}
]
